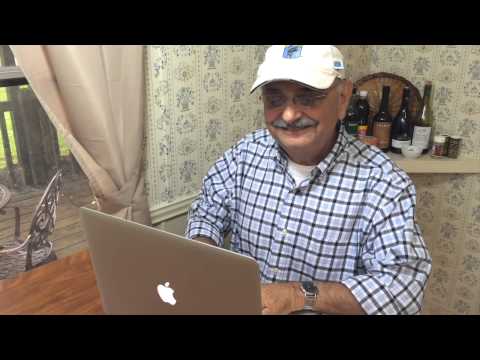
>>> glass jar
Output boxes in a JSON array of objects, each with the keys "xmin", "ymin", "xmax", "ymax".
[
  {"xmin": 447, "ymin": 136, "xmax": 462, "ymax": 159},
  {"xmin": 431, "ymin": 135, "xmax": 446, "ymax": 157}
]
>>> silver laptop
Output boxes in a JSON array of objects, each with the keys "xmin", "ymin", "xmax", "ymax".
[{"xmin": 79, "ymin": 207, "xmax": 262, "ymax": 315}]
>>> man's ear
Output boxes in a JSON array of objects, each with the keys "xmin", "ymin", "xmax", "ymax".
[{"xmin": 337, "ymin": 80, "xmax": 353, "ymax": 120}]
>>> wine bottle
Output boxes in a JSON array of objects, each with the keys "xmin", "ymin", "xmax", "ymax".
[
  {"xmin": 373, "ymin": 86, "xmax": 392, "ymax": 152},
  {"xmin": 391, "ymin": 87, "xmax": 412, "ymax": 154},
  {"xmin": 412, "ymin": 81, "xmax": 434, "ymax": 154},
  {"xmin": 357, "ymin": 90, "xmax": 370, "ymax": 138},
  {"xmin": 344, "ymin": 87, "xmax": 359, "ymax": 136}
]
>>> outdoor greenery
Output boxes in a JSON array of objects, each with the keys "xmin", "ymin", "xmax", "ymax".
[{"xmin": 0, "ymin": 86, "xmax": 70, "ymax": 169}]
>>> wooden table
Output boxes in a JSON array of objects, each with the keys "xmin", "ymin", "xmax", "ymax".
[{"xmin": 0, "ymin": 250, "xmax": 104, "ymax": 314}]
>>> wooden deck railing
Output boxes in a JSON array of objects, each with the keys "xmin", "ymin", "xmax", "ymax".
[{"xmin": 0, "ymin": 45, "xmax": 82, "ymax": 190}]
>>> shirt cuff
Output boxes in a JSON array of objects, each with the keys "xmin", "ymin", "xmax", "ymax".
[
  {"xmin": 185, "ymin": 219, "xmax": 223, "ymax": 247},
  {"xmin": 341, "ymin": 276, "xmax": 402, "ymax": 315}
]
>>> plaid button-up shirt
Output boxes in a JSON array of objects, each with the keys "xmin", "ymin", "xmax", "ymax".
[{"xmin": 186, "ymin": 126, "xmax": 432, "ymax": 315}]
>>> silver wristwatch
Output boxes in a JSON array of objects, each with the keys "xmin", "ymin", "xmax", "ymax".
[{"xmin": 300, "ymin": 281, "xmax": 319, "ymax": 310}]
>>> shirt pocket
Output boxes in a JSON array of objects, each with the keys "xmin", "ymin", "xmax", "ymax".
[{"xmin": 307, "ymin": 218, "xmax": 361, "ymax": 281}]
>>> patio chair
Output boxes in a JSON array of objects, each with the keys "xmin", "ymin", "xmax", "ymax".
[{"xmin": 0, "ymin": 170, "xmax": 63, "ymax": 280}]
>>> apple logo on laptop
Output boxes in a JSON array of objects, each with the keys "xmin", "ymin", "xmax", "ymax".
[{"xmin": 157, "ymin": 282, "xmax": 176, "ymax": 306}]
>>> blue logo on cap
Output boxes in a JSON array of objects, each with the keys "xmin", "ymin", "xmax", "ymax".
[
  {"xmin": 283, "ymin": 45, "xmax": 303, "ymax": 59},
  {"xmin": 333, "ymin": 60, "xmax": 344, "ymax": 70}
]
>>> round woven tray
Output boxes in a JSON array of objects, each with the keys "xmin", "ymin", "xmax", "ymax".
[{"xmin": 354, "ymin": 72, "xmax": 423, "ymax": 124}]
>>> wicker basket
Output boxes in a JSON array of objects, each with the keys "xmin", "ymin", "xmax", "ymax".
[{"xmin": 354, "ymin": 72, "xmax": 424, "ymax": 125}]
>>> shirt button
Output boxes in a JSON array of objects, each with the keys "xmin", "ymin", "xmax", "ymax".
[
  {"xmin": 272, "ymin": 268, "xmax": 279, "ymax": 274},
  {"xmin": 283, "ymin": 229, "xmax": 288, "ymax": 234}
]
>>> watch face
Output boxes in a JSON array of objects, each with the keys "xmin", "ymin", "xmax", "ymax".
[{"xmin": 302, "ymin": 281, "xmax": 317, "ymax": 293}]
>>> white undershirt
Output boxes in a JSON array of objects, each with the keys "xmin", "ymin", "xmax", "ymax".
[{"xmin": 287, "ymin": 158, "xmax": 317, "ymax": 187}]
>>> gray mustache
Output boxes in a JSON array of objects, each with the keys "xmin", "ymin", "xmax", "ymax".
[{"xmin": 272, "ymin": 117, "xmax": 317, "ymax": 129}]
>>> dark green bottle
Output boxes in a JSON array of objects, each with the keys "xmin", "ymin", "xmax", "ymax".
[
  {"xmin": 391, "ymin": 87, "xmax": 412, "ymax": 154},
  {"xmin": 344, "ymin": 87, "xmax": 359, "ymax": 136}
]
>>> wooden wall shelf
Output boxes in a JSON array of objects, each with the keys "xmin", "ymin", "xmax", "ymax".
[{"xmin": 388, "ymin": 153, "xmax": 480, "ymax": 174}]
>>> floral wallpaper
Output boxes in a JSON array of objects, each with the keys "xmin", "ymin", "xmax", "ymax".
[
  {"xmin": 145, "ymin": 45, "xmax": 268, "ymax": 209},
  {"xmin": 146, "ymin": 45, "xmax": 480, "ymax": 314},
  {"xmin": 339, "ymin": 45, "xmax": 480, "ymax": 315},
  {"xmin": 336, "ymin": 45, "xmax": 372, "ymax": 83}
]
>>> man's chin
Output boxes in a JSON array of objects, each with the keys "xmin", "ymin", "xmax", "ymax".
[{"xmin": 276, "ymin": 135, "xmax": 316, "ymax": 153}]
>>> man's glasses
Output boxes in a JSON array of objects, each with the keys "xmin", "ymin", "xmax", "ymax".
[
  {"xmin": 261, "ymin": 92, "xmax": 329, "ymax": 110},
  {"xmin": 260, "ymin": 81, "xmax": 341, "ymax": 110}
]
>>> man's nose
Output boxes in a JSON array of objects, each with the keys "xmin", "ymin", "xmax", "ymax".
[{"xmin": 281, "ymin": 103, "xmax": 302, "ymax": 124}]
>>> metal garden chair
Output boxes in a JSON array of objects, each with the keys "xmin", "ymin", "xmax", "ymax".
[{"xmin": 0, "ymin": 170, "xmax": 63, "ymax": 280}]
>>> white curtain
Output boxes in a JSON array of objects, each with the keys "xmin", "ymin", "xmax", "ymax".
[{"xmin": 10, "ymin": 45, "xmax": 151, "ymax": 225}]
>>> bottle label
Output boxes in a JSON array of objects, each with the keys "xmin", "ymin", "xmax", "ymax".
[
  {"xmin": 412, "ymin": 126, "xmax": 432, "ymax": 150},
  {"xmin": 346, "ymin": 123, "xmax": 358, "ymax": 136},
  {"xmin": 373, "ymin": 122, "xmax": 392, "ymax": 150},
  {"xmin": 358, "ymin": 125, "xmax": 368, "ymax": 137},
  {"xmin": 391, "ymin": 139, "xmax": 410, "ymax": 150}
]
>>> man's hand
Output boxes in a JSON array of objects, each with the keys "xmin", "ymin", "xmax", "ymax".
[
  {"xmin": 193, "ymin": 236, "xmax": 217, "ymax": 247},
  {"xmin": 261, "ymin": 282, "xmax": 304, "ymax": 315}
]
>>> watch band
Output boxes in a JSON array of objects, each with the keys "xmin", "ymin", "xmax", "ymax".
[{"xmin": 301, "ymin": 281, "xmax": 318, "ymax": 311}]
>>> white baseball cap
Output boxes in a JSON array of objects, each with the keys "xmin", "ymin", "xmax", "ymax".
[{"xmin": 251, "ymin": 45, "xmax": 346, "ymax": 93}]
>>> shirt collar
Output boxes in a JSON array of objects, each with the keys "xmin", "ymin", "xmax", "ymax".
[{"xmin": 268, "ymin": 124, "xmax": 349, "ymax": 176}]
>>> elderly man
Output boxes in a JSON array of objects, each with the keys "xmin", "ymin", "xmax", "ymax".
[{"xmin": 186, "ymin": 45, "xmax": 432, "ymax": 315}]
